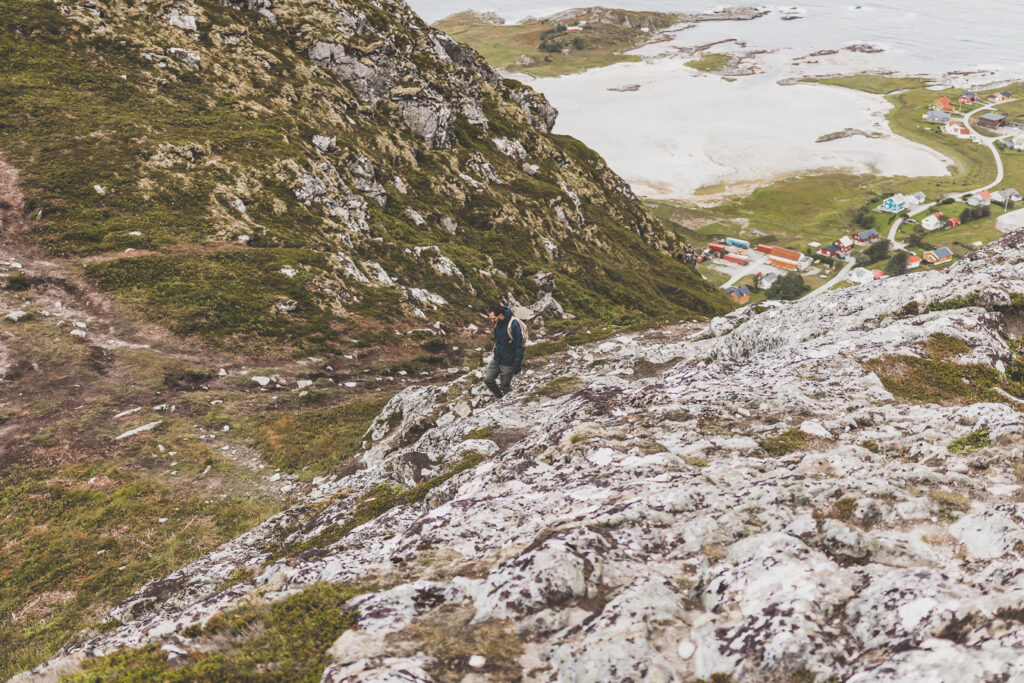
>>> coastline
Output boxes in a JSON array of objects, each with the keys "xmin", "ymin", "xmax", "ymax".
[
  {"xmin": 483, "ymin": 5, "xmax": 1022, "ymax": 204},
  {"xmin": 524, "ymin": 52, "xmax": 955, "ymax": 202}
]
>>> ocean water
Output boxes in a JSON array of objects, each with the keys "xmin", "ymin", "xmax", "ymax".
[
  {"xmin": 409, "ymin": 0, "xmax": 1024, "ymax": 198},
  {"xmin": 412, "ymin": 1, "xmax": 1024, "ymax": 77}
]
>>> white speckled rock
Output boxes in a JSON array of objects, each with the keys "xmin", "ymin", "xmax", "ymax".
[{"xmin": 18, "ymin": 232, "xmax": 1024, "ymax": 682}]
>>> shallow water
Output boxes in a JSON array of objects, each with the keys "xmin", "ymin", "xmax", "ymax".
[
  {"xmin": 412, "ymin": 0, "xmax": 1021, "ymax": 198},
  {"xmin": 414, "ymin": 1, "xmax": 1024, "ymax": 79}
]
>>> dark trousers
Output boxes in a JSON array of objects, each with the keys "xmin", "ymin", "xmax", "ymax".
[{"xmin": 484, "ymin": 357, "xmax": 514, "ymax": 397}]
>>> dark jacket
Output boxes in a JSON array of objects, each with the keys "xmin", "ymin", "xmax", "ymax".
[{"xmin": 493, "ymin": 307, "xmax": 525, "ymax": 366}]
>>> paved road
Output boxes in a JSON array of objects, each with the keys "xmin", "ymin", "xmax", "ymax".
[
  {"xmin": 806, "ymin": 258, "xmax": 854, "ymax": 297},
  {"xmin": 888, "ymin": 101, "xmax": 1015, "ymax": 248},
  {"xmin": 887, "ymin": 200, "xmax": 937, "ymax": 248},
  {"xmin": 958, "ymin": 101, "xmax": 1010, "ymax": 195},
  {"xmin": 720, "ymin": 261, "xmax": 762, "ymax": 289}
]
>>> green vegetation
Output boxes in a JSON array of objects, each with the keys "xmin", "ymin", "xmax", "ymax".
[
  {"xmin": 811, "ymin": 75, "xmax": 931, "ymax": 95},
  {"xmin": 0, "ymin": 0, "xmax": 727, "ymax": 356},
  {"xmin": 684, "ymin": 53, "xmax": 732, "ymax": 73},
  {"xmin": 67, "ymin": 582, "xmax": 368, "ymax": 682},
  {"xmin": 406, "ymin": 611, "xmax": 523, "ymax": 681},
  {"xmin": 463, "ymin": 425, "xmax": 495, "ymax": 440},
  {"xmin": 921, "ymin": 333, "xmax": 971, "ymax": 360},
  {"xmin": 0, "ymin": 452, "xmax": 281, "ymax": 680},
  {"xmin": 948, "ymin": 428, "xmax": 991, "ymax": 454},
  {"xmin": 857, "ymin": 238, "xmax": 890, "ymax": 266},
  {"xmin": 528, "ymin": 375, "xmax": 581, "ymax": 399},
  {"xmin": 4, "ymin": 272, "xmax": 30, "ymax": 291},
  {"xmin": 832, "ymin": 496, "xmax": 858, "ymax": 522},
  {"xmin": 680, "ymin": 77, "xmax": 1024, "ymax": 302},
  {"xmin": 435, "ymin": 10, "xmax": 676, "ymax": 77},
  {"xmin": 287, "ymin": 452, "xmax": 485, "ymax": 555},
  {"xmin": 865, "ymin": 333, "xmax": 1024, "ymax": 406},
  {"xmin": 885, "ymin": 250, "xmax": 909, "ymax": 276},
  {"xmin": 250, "ymin": 394, "xmax": 394, "ymax": 477},
  {"xmin": 760, "ymin": 428, "xmax": 812, "ymax": 456},
  {"xmin": 929, "ymin": 489, "xmax": 971, "ymax": 514},
  {"xmin": 765, "ymin": 272, "xmax": 810, "ymax": 301}
]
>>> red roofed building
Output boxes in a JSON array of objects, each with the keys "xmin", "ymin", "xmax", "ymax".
[
  {"xmin": 936, "ymin": 96, "xmax": 955, "ymax": 112},
  {"xmin": 768, "ymin": 246, "xmax": 808, "ymax": 271}
]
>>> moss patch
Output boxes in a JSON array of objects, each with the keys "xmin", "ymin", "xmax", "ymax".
[
  {"xmin": 948, "ymin": 428, "xmax": 991, "ymax": 454},
  {"xmin": 685, "ymin": 53, "xmax": 731, "ymax": 72},
  {"xmin": 289, "ymin": 452, "xmax": 484, "ymax": 555},
  {"xmin": 864, "ymin": 355, "xmax": 1018, "ymax": 406},
  {"xmin": 760, "ymin": 428, "xmax": 812, "ymax": 457},
  {"xmin": 250, "ymin": 393, "xmax": 393, "ymax": 477},
  {"xmin": 528, "ymin": 375, "xmax": 581, "ymax": 399},
  {"xmin": 67, "ymin": 582, "xmax": 368, "ymax": 682}
]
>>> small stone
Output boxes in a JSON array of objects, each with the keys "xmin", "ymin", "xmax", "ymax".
[
  {"xmin": 800, "ymin": 420, "xmax": 832, "ymax": 439},
  {"xmin": 312, "ymin": 134, "xmax": 336, "ymax": 152},
  {"xmin": 468, "ymin": 655, "xmax": 486, "ymax": 669},
  {"xmin": 252, "ymin": 376, "xmax": 271, "ymax": 386},
  {"xmin": 677, "ymin": 641, "xmax": 696, "ymax": 660},
  {"xmin": 158, "ymin": 517, "xmax": 168, "ymax": 524},
  {"xmin": 5, "ymin": 310, "xmax": 28, "ymax": 322},
  {"xmin": 93, "ymin": 184, "xmax": 106, "ymax": 195}
]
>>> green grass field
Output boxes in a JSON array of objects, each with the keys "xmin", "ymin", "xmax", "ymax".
[
  {"xmin": 435, "ymin": 10, "xmax": 675, "ymax": 77},
  {"xmin": 691, "ymin": 79, "xmax": 1024, "ymax": 259},
  {"xmin": 810, "ymin": 75, "xmax": 931, "ymax": 95},
  {"xmin": 685, "ymin": 53, "xmax": 731, "ymax": 73}
]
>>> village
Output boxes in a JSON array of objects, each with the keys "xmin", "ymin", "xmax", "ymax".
[{"xmin": 697, "ymin": 86, "xmax": 1023, "ymax": 304}]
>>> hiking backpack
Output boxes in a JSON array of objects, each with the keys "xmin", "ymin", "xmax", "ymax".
[{"xmin": 507, "ymin": 316, "xmax": 528, "ymax": 347}]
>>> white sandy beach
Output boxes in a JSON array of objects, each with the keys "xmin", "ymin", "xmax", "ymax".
[
  {"xmin": 530, "ymin": 49, "xmax": 954, "ymax": 199},
  {"xmin": 413, "ymin": 0, "xmax": 1024, "ymax": 201}
]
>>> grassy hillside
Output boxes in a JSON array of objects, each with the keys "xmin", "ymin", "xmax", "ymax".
[
  {"xmin": 692, "ymin": 78, "xmax": 1024, "ymax": 254},
  {"xmin": 0, "ymin": 0, "xmax": 728, "ymax": 676},
  {"xmin": 435, "ymin": 9, "xmax": 677, "ymax": 77},
  {"xmin": 1, "ymin": 0, "xmax": 727, "ymax": 358}
]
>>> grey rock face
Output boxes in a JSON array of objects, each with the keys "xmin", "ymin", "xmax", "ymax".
[
  {"xmin": 166, "ymin": 47, "xmax": 200, "ymax": 69},
  {"xmin": 22, "ymin": 226, "xmax": 1024, "ymax": 678}
]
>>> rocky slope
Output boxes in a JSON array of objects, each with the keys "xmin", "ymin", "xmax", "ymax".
[
  {"xmin": 18, "ymin": 231, "xmax": 1024, "ymax": 681},
  {"xmin": 0, "ymin": 0, "xmax": 729, "ymax": 673},
  {"xmin": 0, "ymin": 0, "xmax": 724, "ymax": 356}
]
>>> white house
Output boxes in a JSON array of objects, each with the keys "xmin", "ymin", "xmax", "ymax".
[
  {"xmin": 921, "ymin": 212, "xmax": 945, "ymax": 231},
  {"xmin": 966, "ymin": 190, "xmax": 992, "ymax": 207},
  {"xmin": 849, "ymin": 267, "xmax": 874, "ymax": 285},
  {"xmin": 992, "ymin": 188, "xmax": 1022, "ymax": 204},
  {"xmin": 878, "ymin": 194, "xmax": 907, "ymax": 213},
  {"xmin": 943, "ymin": 120, "xmax": 971, "ymax": 139},
  {"xmin": 1009, "ymin": 133, "xmax": 1024, "ymax": 151}
]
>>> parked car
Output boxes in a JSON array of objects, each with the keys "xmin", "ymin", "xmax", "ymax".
[{"xmin": 905, "ymin": 218, "xmax": 918, "ymax": 225}]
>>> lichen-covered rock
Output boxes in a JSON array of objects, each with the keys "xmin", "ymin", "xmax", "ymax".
[{"xmin": 20, "ymin": 238, "xmax": 1024, "ymax": 678}]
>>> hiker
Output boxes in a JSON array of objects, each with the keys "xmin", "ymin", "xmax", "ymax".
[{"xmin": 484, "ymin": 303, "xmax": 524, "ymax": 398}]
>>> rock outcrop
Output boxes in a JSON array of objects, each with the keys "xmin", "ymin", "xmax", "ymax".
[
  {"xmin": 19, "ymin": 233, "xmax": 1024, "ymax": 680},
  {"xmin": 1, "ymin": 0, "xmax": 721, "ymax": 354}
]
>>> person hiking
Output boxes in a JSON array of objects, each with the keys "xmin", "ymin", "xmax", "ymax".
[{"xmin": 484, "ymin": 303, "xmax": 524, "ymax": 398}]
